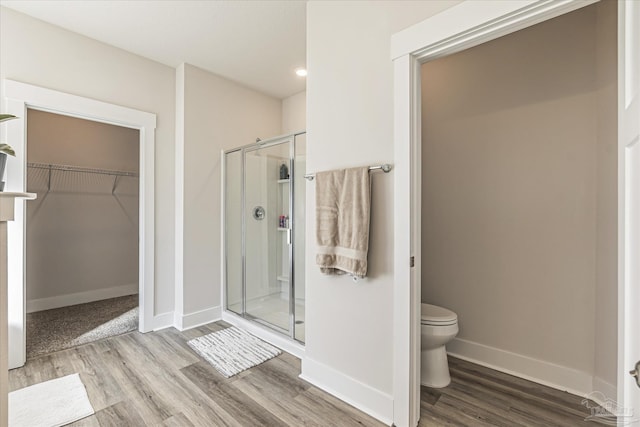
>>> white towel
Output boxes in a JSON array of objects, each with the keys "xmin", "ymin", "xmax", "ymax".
[{"xmin": 315, "ymin": 166, "xmax": 371, "ymax": 278}]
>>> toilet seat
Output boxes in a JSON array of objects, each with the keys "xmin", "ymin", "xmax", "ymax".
[{"xmin": 421, "ymin": 303, "xmax": 457, "ymax": 326}]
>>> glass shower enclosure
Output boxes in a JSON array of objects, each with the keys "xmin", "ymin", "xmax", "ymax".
[{"xmin": 223, "ymin": 132, "xmax": 306, "ymax": 343}]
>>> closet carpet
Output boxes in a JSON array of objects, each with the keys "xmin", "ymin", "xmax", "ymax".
[{"xmin": 27, "ymin": 295, "xmax": 138, "ymax": 359}]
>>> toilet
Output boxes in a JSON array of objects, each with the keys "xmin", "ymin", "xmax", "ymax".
[{"xmin": 421, "ymin": 303, "xmax": 458, "ymax": 388}]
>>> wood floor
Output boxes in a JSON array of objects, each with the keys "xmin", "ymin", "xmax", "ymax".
[
  {"xmin": 10, "ymin": 321, "xmax": 382, "ymax": 427},
  {"xmin": 10, "ymin": 321, "xmax": 599, "ymax": 426},
  {"xmin": 420, "ymin": 357, "xmax": 601, "ymax": 426}
]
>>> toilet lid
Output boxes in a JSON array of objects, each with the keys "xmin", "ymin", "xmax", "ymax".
[{"xmin": 421, "ymin": 303, "xmax": 457, "ymax": 325}]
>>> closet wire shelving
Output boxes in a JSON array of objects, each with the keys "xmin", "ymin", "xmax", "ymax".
[{"xmin": 27, "ymin": 162, "xmax": 139, "ymax": 194}]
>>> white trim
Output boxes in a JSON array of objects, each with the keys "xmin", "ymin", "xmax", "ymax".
[
  {"xmin": 392, "ymin": 54, "xmax": 418, "ymax": 427},
  {"xmin": 592, "ymin": 376, "xmax": 617, "ymax": 406},
  {"xmin": 449, "ymin": 338, "xmax": 617, "ymax": 407},
  {"xmin": 26, "ymin": 284, "xmax": 138, "ymax": 313},
  {"xmin": 391, "ymin": 0, "xmax": 598, "ymax": 60},
  {"xmin": 174, "ymin": 306, "xmax": 221, "ymax": 331},
  {"xmin": 391, "ymin": 2, "xmax": 603, "ymax": 425},
  {"xmin": 617, "ymin": 0, "xmax": 640, "ymax": 414},
  {"xmin": 300, "ymin": 356, "xmax": 393, "ymax": 427},
  {"xmin": 153, "ymin": 312, "xmax": 175, "ymax": 331},
  {"xmin": 3, "ymin": 79, "xmax": 156, "ymax": 369},
  {"xmin": 221, "ymin": 310, "xmax": 304, "ymax": 359},
  {"xmin": 174, "ymin": 64, "xmax": 186, "ymax": 322},
  {"xmin": 448, "ymin": 338, "xmax": 594, "ymax": 397}
]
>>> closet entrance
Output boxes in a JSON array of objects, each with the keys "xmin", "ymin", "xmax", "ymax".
[
  {"xmin": 224, "ymin": 132, "xmax": 306, "ymax": 343},
  {"xmin": 25, "ymin": 109, "xmax": 140, "ymax": 358}
]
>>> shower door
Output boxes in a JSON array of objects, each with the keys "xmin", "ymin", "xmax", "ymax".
[
  {"xmin": 224, "ymin": 132, "xmax": 306, "ymax": 342},
  {"xmin": 243, "ymin": 139, "xmax": 292, "ymax": 335}
]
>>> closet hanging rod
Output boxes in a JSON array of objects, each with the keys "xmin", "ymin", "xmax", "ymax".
[
  {"xmin": 27, "ymin": 162, "xmax": 139, "ymax": 178},
  {"xmin": 304, "ymin": 163, "xmax": 392, "ymax": 181}
]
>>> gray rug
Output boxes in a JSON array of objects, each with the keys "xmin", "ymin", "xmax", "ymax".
[
  {"xmin": 187, "ymin": 327, "xmax": 281, "ymax": 378},
  {"xmin": 27, "ymin": 295, "xmax": 138, "ymax": 358}
]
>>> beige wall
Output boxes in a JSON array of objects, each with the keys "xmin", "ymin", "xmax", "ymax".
[
  {"xmin": 0, "ymin": 7, "xmax": 176, "ymax": 315},
  {"xmin": 176, "ymin": 63, "xmax": 282, "ymax": 316},
  {"xmin": 421, "ymin": 2, "xmax": 616, "ymax": 390},
  {"xmin": 594, "ymin": 0, "xmax": 618, "ymax": 391},
  {"xmin": 26, "ymin": 110, "xmax": 139, "ymax": 304},
  {"xmin": 305, "ymin": 0, "xmax": 459, "ymax": 409}
]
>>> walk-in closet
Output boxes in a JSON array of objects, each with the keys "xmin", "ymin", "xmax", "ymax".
[{"xmin": 25, "ymin": 109, "xmax": 140, "ymax": 358}]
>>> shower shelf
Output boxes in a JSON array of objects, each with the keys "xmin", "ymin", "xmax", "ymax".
[
  {"xmin": 277, "ymin": 179, "xmax": 290, "ymax": 184},
  {"xmin": 277, "ymin": 227, "xmax": 289, "ymax": 231},
  {"xmin": 277, "ymin": 275, "xmax": 289, "ymax": 282}
]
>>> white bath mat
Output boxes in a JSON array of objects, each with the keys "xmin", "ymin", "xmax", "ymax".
[
  {"xmin": 9, "ymin": 373, "xmax": 95, "ymax": 427},
  {"xmin": 187, "ymin": 326, "xmax": 281, "ymax": 378}
]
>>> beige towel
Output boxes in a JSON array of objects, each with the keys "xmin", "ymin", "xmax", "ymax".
[{"xmin": 315, "ymin": 166, "xmax": 371, "ymax": 278}]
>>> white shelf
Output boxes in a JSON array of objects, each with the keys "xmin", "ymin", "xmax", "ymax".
[
  {"xmin": 0, "ymin": 192, "xmax": 37, "ymax": 222},
  {"xmin": 277, "ymin": 179, "xmax": 290, "ymax": 184},
  {"xmin": 277, "ymin": 227, "xmax": 289, "ymax": 231},
  {"xmin": 277, "ymin": 275, "xmax": 289, "ymax": 282}
]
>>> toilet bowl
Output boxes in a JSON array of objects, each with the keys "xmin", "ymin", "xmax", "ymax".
[{"xmin": 421, "ymin": 303, "xmax": 458, "ymax": 388}]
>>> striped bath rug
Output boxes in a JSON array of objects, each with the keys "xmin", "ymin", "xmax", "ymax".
[{"xmin": 187, "ymin": 327, "xmax": 281, "ymax": 378}]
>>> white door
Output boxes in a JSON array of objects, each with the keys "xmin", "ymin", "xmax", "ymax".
[{"xmin": 619, "ymin": 0, "xmax": 640, "ymax": 421}]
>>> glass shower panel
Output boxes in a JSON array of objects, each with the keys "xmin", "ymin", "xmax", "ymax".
[
  {"xmin": 244, "ymin": 141, "xmax": 291, "ymax": 333},
  {"xmin": 293, "ymin": 134, "xmax": 306, "ymax": 342},
  {"xmin": 225, "ymin": 150, "xmax": 243, "ymax": 315}
]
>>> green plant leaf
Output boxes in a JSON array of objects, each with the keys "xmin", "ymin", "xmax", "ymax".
[
  {"xmin": 0, "ymin": 114, "xmax": 18, "ymax": 123},
  {"xmin": 0, "ymin": 143, "xmax": 16, "ymax": 156}
]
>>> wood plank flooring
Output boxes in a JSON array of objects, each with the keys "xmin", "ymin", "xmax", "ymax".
[
  {"xmin": 9, "ymin": 321, "xmax": 382, "ymax": 427},
  {"xmin": 419, "ymin": 357, "xmax": 601, "ymax": 426},
  {"xmin": 9, "ymin": 321, "xmax": 600, "ymax": 426}
]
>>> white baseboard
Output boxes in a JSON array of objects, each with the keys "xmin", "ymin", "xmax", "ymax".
[
  {"xmin": 591, "ymin": 376, "xmax": 617, "ymax": 407},
  {"xmin": 174, "ymin": 305, "xmax": 221, "ymax": 331},
  {"xmin": 153, "ymin": 312, "xmax": 175, "ymax": 331},
  {"xmin": 447, "ymin": 337, "xmax": 597, "ymax": 398},
  {"xmin": 27, "ymin": 284, "xmax": 138, "ymax": 313},
  {"xmin": 300, "ymin": 357, "xmax": 393, "ymax": 426}
]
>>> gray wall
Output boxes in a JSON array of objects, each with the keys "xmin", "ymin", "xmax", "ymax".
[
  {"xmin": 26, "ymin": 110, "xmax": 139, "ymax": 306},
  {"xmin": 421, "ymin": 1, "xmax": 617, "ymax": 391}
]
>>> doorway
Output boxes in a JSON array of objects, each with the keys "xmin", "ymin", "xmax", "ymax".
[
  {"xmin": 4, "ymin": 80, "xmax": 156, "ymax": 369},
  {"xmin": 25, "ymin": 109, "xmax": 140, "ymax": 358},
  {"xmin": 419, "ymin": 0, "xmax": 616, "ymax": 420},
  {"xmin": 391, "ymin": 1, "xmax": 639, "ymax": 426}
]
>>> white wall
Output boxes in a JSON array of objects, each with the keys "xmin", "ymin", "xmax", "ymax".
[
  {"xmin": 175, "ymin": 63, "xmax": 282, "ymax": 326},
  {"xmin": 26, "ymin": 110, "xmax": 139, "ymax": 310},
  {"xmin": 282, "ymin": 91, "xmax": 306, "ymax": 134},
  {"xmin": 305, "ymin": 1, "xmax": 459, "ymax": 422},
  {"xmin": 0, "ymin": 7, "xmax": 176, "ymax": 319},
  {"xmin": 420, "ymin": 2, "xmax": 617, "ymax": 396}
]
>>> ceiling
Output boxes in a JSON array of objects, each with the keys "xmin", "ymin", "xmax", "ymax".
[{"xmin": 0, "ymin": 0, "xmax": 307, "ymax": 99}]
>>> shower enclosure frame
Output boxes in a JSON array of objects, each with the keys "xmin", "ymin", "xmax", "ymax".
[{"xmin": 221, "ymin": 131, "xmax": 306, "ymax": 344}]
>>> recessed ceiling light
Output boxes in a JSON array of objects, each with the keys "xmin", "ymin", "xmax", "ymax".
[{"xmin": 295, "ymin": 68, "xmax": 308, "ymax": 77}]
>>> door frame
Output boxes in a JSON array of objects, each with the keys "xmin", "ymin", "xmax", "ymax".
[
  {"xmin": 617, "ymin": 0, "xmax": 640, "ymax": 420},
  {"xmin": 390, "ymin": 1, "xmax": 611, "ymax": 425},
  {"xmin": 3, "ymin": 80, "xmax": 156, "ymax": 369}
]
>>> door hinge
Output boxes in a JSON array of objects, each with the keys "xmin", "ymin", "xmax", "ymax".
[
  {"xmin": 410, "ymin": 256, "xmax": 415, "ymax": 267},
  {"xmin": 630, "ymin": 360, "xmax": 640, "ymax": 388}
]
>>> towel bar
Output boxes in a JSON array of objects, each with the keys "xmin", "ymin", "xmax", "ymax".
[{"xmin": 304, "ymin": 164, "xmax": 392, "ymax": 181}]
